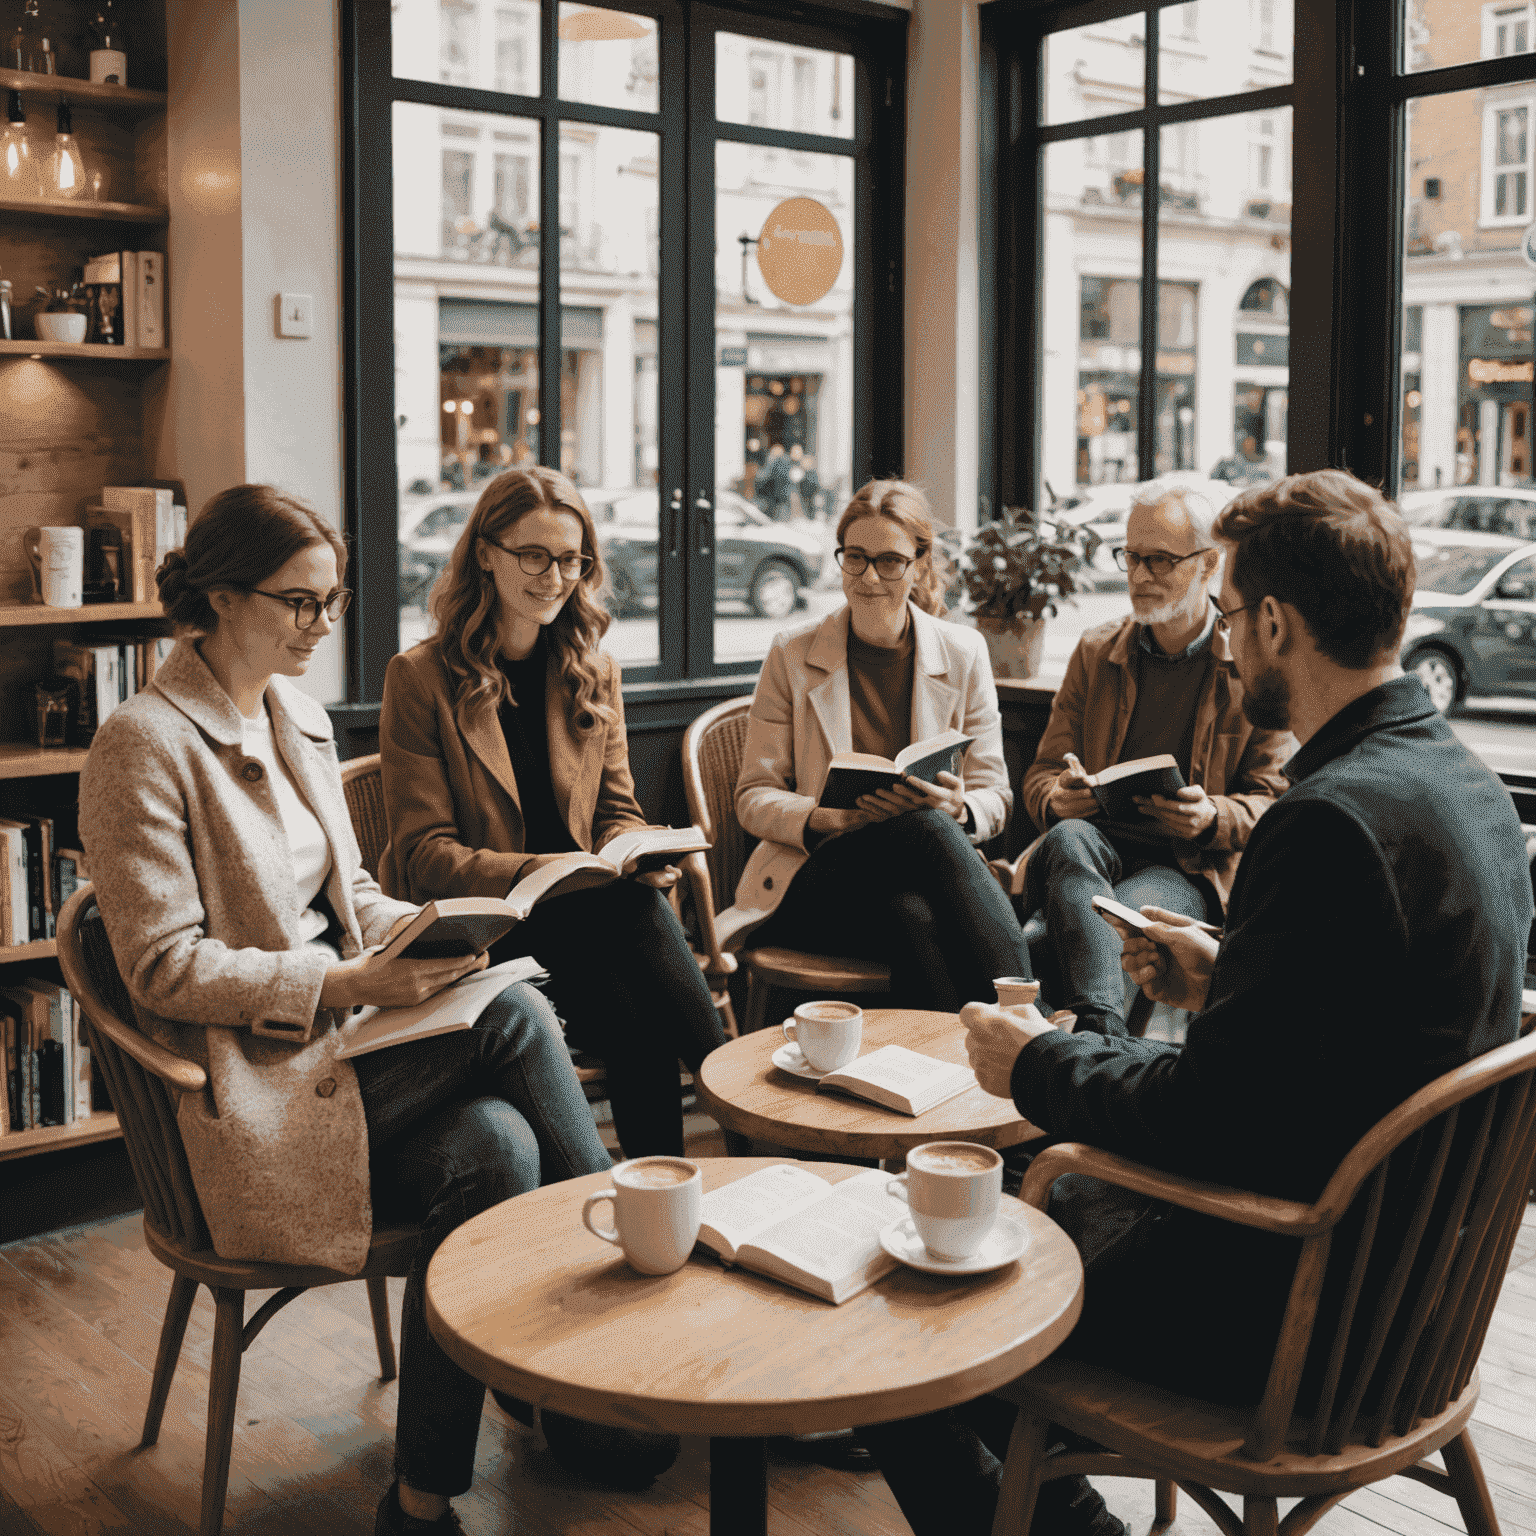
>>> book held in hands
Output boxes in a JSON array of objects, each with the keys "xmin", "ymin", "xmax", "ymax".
[
  {"xmin": 813, "ymin": 1044, "xmax": 978, "ymax": 1116},
  {"xmin": 817, "ymin": 728, "xmax": 974, "ymax": 811},
  {"xmin": 336, "ymin": 956, "xmax": 547, "ymax": 1059},
  {"xmin": 1079, "ymin": 753, "xmax": 1187, "ymax": 826}
]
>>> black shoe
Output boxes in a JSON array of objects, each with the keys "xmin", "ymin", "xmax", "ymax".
[
  {"xmin": 374, "ymin": 1481, "xmax": 464, "ymax": 1535},
  {"xmin": 769, "ymin": 1429, "xmax": 875, "ymax": 1471},
  {"xmin": 1031, "ymin": 1475, "xmax": 1126, "ymax": 1536},
  {"xmin": 537, "ymin": 1406, "xmax": 681, "ymax": 1491}
]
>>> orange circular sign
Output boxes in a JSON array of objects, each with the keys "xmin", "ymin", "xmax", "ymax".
[{"xmin": 756, "ymin": 197, "xmax": 844, "ymax": 307}]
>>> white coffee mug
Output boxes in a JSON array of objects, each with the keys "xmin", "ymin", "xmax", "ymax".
[
  {"xmin": 581, "ymin": 1156, "xmax": 702, "ymax": 1275},
  {"xmin": 886, "ymin": 1141, "xmax": 1003, "ymax": 1261},
  {"xmin": 781, "ymin": 999, "xmax": 862, "ymax": 1072},
  {"xmin": 27, "ymin": 525, "xmax": 85, "ymax": 608}
]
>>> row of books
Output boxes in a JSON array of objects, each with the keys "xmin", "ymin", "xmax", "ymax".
[
  {"xmin": 0, "ymin": 821, "xmax": 87, "ymax": 948},
  {"xmin": 80, "ymin": 250, "xmax": 166, "ymax": 349},
  {"xmin": 0, "ymin": 977, "xmax": 95, "ymax": 1135},
  {"xmin": 88, "ymin": 484, "xmax": 186, "ymax": 604},
  {"xmin": 52, "ymin": 635, "xmax": 175, "ymax": 749}
]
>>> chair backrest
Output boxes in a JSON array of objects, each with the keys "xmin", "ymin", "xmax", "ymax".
[
  {"xmin": 54, "ymin": 886, "xmax": 214, "ymax": 1254},
  {"xmin": 340, "ymin": 752, "xmax": 388, "ymax": 880},
  {"xmin": 1249, "ymin": 1030, "xmax": 1536, "ymax": 1461},
  {"xmin": 681, "ymin": 695, "xmax": 755, "ymax": 913}
]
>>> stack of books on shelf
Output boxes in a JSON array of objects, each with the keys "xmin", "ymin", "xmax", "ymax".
[
  {"xmin": 0, "ymin": 815, "xmax": 86, "ymax": 947},
  {"xmin": 52, "ymin": 634, "xmax": 174, "ymax": 744},
  {"xmin": 0, "ymin": 976, "xmax": 95, "ymax": 1136},
  {"xmin": 81, "ymin": 250, "xmax": 166, "ymax": 349},
  {"xmin": 85, "ymin": 484, "xmax": 185, "ymax": 603}
]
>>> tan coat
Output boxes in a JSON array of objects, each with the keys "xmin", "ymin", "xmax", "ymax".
[
  {"xmin": 1020, "ymin": 615, "xmax": 1295, "ymax": 909},
  {"xmin": 78, "ymin": 641, "xmax": 418, "ymax": 1274},
  {"xmin": 378, "ymin": 642, "xmax": 649, "ymax": 902},
  {"xmin": 721, "ymin": 603, "xmax": 1012, "ymax": 946}
]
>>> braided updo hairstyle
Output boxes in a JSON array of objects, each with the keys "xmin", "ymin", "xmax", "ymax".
[{"xmin": 156, "ymin": 485, "xmax": 348, "ymax": 633}]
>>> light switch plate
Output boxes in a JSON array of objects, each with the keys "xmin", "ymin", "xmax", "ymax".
[{"xmin": 277, "ymin": 293, "xmax": 314, "ymax": 339}]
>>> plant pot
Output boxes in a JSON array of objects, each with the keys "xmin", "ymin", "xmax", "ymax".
[
  {"xmin": 974, "ymin": 614, "xmax": 1046, "ymax": 679},
  {"xmin": 36, "ymin": 312, "xmax": 87, "ymax": 343}
]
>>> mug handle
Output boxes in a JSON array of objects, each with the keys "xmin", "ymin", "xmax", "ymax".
[
  {"xmin": 582, "ymin": 1189, "xmax": 621, "ymax": 1245},
  {"xmin": 885, "ymin": 1174, "xmax": 909, "ymax": 1202},
  {"xmin": 782, "ymin": 1018, "xmax": 798, "ymax": 1047}
]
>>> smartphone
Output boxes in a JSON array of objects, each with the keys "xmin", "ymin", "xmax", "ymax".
[{"xmin": 1090, "ymin": 893, "xmax": 1221, "ymax": 936}]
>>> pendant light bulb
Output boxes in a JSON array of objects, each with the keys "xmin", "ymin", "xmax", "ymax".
[
  {"xmin": 48, "ymin": 99, "xmax": 85, "ymax": 199},
  {"xmin": 2, "ymin": 90, "xmax": 41, "ymax": 197}
]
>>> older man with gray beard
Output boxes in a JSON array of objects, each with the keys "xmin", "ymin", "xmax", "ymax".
[{"xmin": 1016, "ymin": 478, "xmax": 1294, "ymax": 1036}]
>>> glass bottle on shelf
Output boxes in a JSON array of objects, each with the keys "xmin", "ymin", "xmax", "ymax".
[
  {"xmin": 5, "ymin": 0, "xmax": 57, "ymax": 74},
  {"xmin": 46, "ymin": 100, "xmax": 85, "ymax": 199},
  {"xmin": 87, "ymin": 0, "xmax": 127, "ymax": 86},
  {"xmin": 2, "ymin": 90, "xmax": 42, "ymax": 199}
]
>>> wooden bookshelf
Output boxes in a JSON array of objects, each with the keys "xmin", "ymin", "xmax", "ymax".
[
  {"xmin": 0, "ymin": 939, "xmax": 57, "ymax": 965},
  {"xmin": 0, "ymin": 1111, "xmax": 122, "ymax": 1162},
  {"xmin": 0, "ymin": 67, "xmax": 166, "ymax": 117},
  {"xmin": 0, "ymin": 601, "xmax": 165, "ymax": 627},
  {"xmin": 0, "ymin": 196, "xmax": 169, "ymax": 224},
  {"xmin": 0, "ymin": 744, "xmax": 89, "ymax": 780},
  {"xmin": 0, "ymin": 339, "xmax": 170, "ymax": 360}
]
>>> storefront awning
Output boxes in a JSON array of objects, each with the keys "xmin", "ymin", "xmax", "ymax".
[{"xmin": 438, "ymin": 298, "xmax": 604, "ymax": 348}]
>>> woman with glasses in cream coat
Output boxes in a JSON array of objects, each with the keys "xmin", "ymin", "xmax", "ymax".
[{"xmin": 721, "ymin": 479, "xmax": 1033, "ymax": 1010}]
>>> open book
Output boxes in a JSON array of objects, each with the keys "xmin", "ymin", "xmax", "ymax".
[
  {"xmin": 817, "ymin": 729, "xmax": 974, "ymax": 811},
  {"xmin": 336, "ymin": 956, "xmax": 547, "ymax": 1059},
  {"xmin": 1080, "ymin": 754, "xmax": 1187, "ymax": 826},
  {"xmin": 815, "ymin": 1044, "xmax": 977, "ymax": 1116},
  {"xmin": 504, "ymin": 825, "xmax": 710, "ymax": 911},
  {"xmin": 696, "ymin": 1163, "xmax": 910, "ymax": 1303}
]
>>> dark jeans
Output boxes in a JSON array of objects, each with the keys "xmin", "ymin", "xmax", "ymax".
[
  {"xmin": 489, "ymin": 878, "xmax": 727, "ymax": 1158},
  {"xmin": 354, "ymin": 981, "xmax": 613, "ymax": 1497},
  {"xmin": 1024, "ymin": 820, "xmax": 1217, "ymax": 1036},
  {"xmin": 752, "ymin": 808, "xmax": 1033, "ymax": 1012}
]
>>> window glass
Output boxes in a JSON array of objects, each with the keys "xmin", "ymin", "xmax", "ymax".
[
  {"xmin": 394, "ymin": 0, "xmax": 542, "ymax": 96},
  {"xmin": 1406, "ymin": 0, "xmax": 1535, "ymax": 73},
  {"xmin": 1043, "ymin": 18, "xmax": 1143, "ymax": 127},
  {"xmin": 1156, "ymin": 0, "xmax": 1292, "ymax": 104},
  {"xmin": 1412, "ymin": 542, "xmax": 1516, "ymax": 594},
  {"xmin": 716, "ymin": 33, "xmax": 854, "ymax": 139},
  {"xmin": 558, "ymin": 5, "xmax": 659, "ymax": 114}
]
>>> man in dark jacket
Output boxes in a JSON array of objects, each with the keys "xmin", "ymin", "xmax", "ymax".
[{"xmin": 859, "ymin": 470, "xmax": 1533, "ymax": 1536}]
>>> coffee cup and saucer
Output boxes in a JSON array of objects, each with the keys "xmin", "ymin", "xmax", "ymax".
[
  {"xmin": 771, "ymin": 999, "xmax": 862, "ymax": 1079},
  {"xmin": 878, "ymin": 1141, "xmax": 1030, "ymax": 1276}
]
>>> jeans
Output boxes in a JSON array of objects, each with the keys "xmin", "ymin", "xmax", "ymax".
[
  {"xmin": 1024, "ymin": 820, "xmax": 1216, "ymax": 1036},
  {"xmin": 488, "ymin": 878, "xmax": 728, "ymax": 1158},
  {"xmin": 751, "ymin": 808, "xmax": 1033, "ymax": 1012},
  {"xmin": 353, "ymin": 981, "xmax": 613, "ymax": 1497}
]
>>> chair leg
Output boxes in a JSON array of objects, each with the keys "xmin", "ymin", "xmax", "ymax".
[
  {"xmin": 990, "ymin": 1408, "xmax": 1051, "ymax": 1536},
  {"xmin": 1442, "ymin": 1430, "xmax": 1503, "ymax": 1536},
  {"xmin": 365, "ymin": 1275, "xmax": 397, "ymax": 1383},
  {"xmin": 200, "ymin": 1288, "xmax": 245, "ymax": 1536},
  {"xmin": 714, "ymin": 991, "xmax": 739, "ymax": 1039},
  {"xmin": 141, "ymin": 1272, "xmax": 198, "ymax": 1448},
  {"xmin": 743, "ymin": 973, "xmax": 771, "ymax": 1035},
  {"xmin": 1243, "ymin": 1496, "xmax": 1280, "ymax": 1536},
  {"xmin": 1154, "ymin": 1479, "xmax": 1178, "ymax": 1527}
]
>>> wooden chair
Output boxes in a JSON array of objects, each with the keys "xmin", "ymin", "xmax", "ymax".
[
  {"xmin": 682, "ymin": 695, "xmax": 891, "ymax": 1034},
  {"xmin": 338, "ymin": 750, "xmax": 389, "ymax": 880},
  {"xmin": 990, "ymin": 1029, "xmax": 1536, "ymax": 1536},
  {"xmin": 55, "ymin": 885, "xmax": 416, "ymax": 1536}
]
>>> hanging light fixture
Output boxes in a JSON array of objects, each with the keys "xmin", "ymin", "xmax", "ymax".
[{"xmin": 557, "ymin": 7, "xmax": 651, "ymax": 42}]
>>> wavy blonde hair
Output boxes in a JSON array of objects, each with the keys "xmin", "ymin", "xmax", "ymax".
[
  {"xmin": 428, "ymin": 467, "xmax": 613, "ymax": 731},
  {"xmin": 835, "ymin": 479, "xmax": 949, "ymax": 617}
]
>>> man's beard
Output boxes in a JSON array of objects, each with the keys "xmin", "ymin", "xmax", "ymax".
[
  {"xmin": 1132, "ymin": 578, "xmax": 1210, "ymax": 630},
  {"xmin": 1242, "ymin": 661, "xmax": 1291, "ymax": 731}
]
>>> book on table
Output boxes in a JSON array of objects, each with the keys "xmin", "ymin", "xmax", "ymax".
[
  {"xmin": 336, "ymin": 956, "xmax": 548, "ymax": 1059},
  {"xmin": 813, "ymin": 1044, "xmax": 978, "ymax": 1116},
  {"xmin": 816, "ymin": 729, "xmax": 974, "ymax": 811},
  {"xmin": 695, "ymin": 1162, "xmax": 912, "ymax": 1303},
  {"xmin": 378, "ymin": 827, "xmax": 711, "ymax": 961},
  {"xmin": 1078, "ymin": 753, "xmax": 1187, "ymax": 828}
]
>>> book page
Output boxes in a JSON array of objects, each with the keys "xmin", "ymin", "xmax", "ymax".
[
  {"xmin": 741, "ymin": 1170, "xmax": 908, "ymax": 1300},
  {"xmin": 1089, "ymin": 753, "xmax": 1180, "ymax": 787},
  {"xmin": 826, "ymin": 751, "xmax": 900, "ymax": 773},
  {"xmin": 825, "ymin": 1044, "xmax": 975, "ymax": 1104},
  {"xmin": 598, "ymin": 824, "xmax": 710, "ymax": 875},
  {"xmin": 893, "ymin": 728, "xmax": 973, "ymax": 777},
  {"xmin": 505, "ymin": 852, "xmax": 612, "ymax": 916},
  {"xmin": 696, "ymin": 1162, "xmax": 831, "ymax": 1262},
  {"xmin": 337, "ymin": 956, "xmax": 546, "ymax": 1059}
]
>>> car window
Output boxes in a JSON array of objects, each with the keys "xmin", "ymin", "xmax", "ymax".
[
  {"xmin": 717, "ymin": 502, "xmax": 745, "ymax": 528},
  {"xmin": 1400, "ymin": 495, "xmax": 1452, "ymax": 527},
  {"xmin": 1497, "ymin": 502, "xmax": 1536, "ymax": 539},
  {"xmin": 1414, "ymin": 544, "xmax": 1516, "ymax": 596},
  {"xmin": 418, "ymin": 503, "xmax": 471, "ymax": 538},
  {"xmin": 1494, "ymin": 555, "xmax": 1536, "ymax": 597},
  {"xmin": 1446, "ymin": 497, "xmax": 1508, "ymax": 534}
]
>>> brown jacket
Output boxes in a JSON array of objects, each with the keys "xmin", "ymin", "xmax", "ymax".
[
  {"xmin": 379, "ymin": 641, "xmax": 649, "ymax": 903},
  {"xmin": 1021, "ymin": 615, "xmax": 1294, "ymax": 909}
]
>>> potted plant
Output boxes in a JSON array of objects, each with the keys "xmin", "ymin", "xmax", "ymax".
[{"xmin": 941, "ymin": 506, "xmax": 1101, "ymax": 679}]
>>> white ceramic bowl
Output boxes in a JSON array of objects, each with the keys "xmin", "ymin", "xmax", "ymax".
[{"xmin": 36, "ymin": 312, "xmax": 88, "ymax": 344}]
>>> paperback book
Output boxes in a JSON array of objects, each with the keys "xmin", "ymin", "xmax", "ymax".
[
  {"xmin": 816, "ymin": 729, "xmax": 974, "ymax": 811},
  {"xmin": 812, "ymin": 1044, "xmax": 978, "ymax": 1116},
  {"xmin": 1079, "ymin": 753, "xmax": 1187, "ymax": 827}
]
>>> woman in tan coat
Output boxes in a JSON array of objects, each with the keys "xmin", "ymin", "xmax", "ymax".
[
  {"xmin": 379, "ymin": 467, "xmax": 727, "ymax": 1160},
  {"xmin": 79, "ymin": 485, "xmax": 620, "ymax": 1536}
]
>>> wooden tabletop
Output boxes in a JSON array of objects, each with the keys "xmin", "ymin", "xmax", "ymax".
[
  {"xmin": 695, "ymin": 1008, "xmax": 1044, "ymax": 1159},
  {"xmin": 424, "ymin": 1158, "xmax": 1083, "ymax": 1439}
]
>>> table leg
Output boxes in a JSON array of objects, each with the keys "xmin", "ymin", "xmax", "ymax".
[{"xmin": 710, "ymin": 1436, "xmax": 767, "ymax": 1536}]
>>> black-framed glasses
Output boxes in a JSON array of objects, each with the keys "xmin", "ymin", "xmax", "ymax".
[
  {"xmin": 485, "ymin": 541, "xmax": 594, "ymax": 580},
  {"xmin": 248, "ymin": 587, "xmax": 353, "ymax": 629},
  {"xmin": 835, "ymin": 547, "xmax": 917, "ymax": 579},
  {"xmin": 1112, "ymin": 547, "xmax": 1207, "ymax": 577},
  {"xmin": 1213, "ymin": 600, "xmax": 1255, "ymax": 631}
]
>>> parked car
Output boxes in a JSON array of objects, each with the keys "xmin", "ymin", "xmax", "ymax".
[
  {"xmin": 397, "ymin": 485, "xmax": 827, "ymax": 620},
  {"xmin": 1398, "ymin": 486, "xmax": 1536, "ymax": 539},
  {"xmin": 1400, "ymin": 528, "xmax": 1536, "ymax": 713}
]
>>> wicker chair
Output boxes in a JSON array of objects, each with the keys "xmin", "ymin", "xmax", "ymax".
[
  {"xmin": 682, "ymin": 695, "xmax": 891, "ymax": 1033},
  {"xmin": 55, "ymin": 886, "xmax": 416, "ymax": 1536},
  {"xmin": 990, "ymin": 1029, "xmax": 1536, "ymax": 1536}
]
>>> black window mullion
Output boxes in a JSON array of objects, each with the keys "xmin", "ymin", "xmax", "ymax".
[
  {"xmin": 1136, "ymin": 6, "xmax": 1160, "ymax": 484},
  {"xmin": 539, "ymin": 0, "xmax": 561, "ymax": 484}
]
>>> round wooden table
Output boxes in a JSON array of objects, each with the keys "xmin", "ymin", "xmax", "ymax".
[
  {"xmin": 695, "ymin": 1007, "xmax": 1045, "ymax": 1163},
  {"xmin": 424, "ymin": 1157, "xmax": 1083, "ymax": 1536}
]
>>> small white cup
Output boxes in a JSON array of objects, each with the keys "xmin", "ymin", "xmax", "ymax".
[
  {"xmin": 781, "ymin": 999, "xmax": 862, "ymax": 1073},
  {"xmin": 886, "ymin": 1141, "xmax": 1003, "ymax": 1261},
  {"xmin": 26, "ymin": 525, "xmax": 85, "ymax": 608},
  {"xmin": 35, "ymin": 312, "xmax": 87, "ymax": 344},
  {"xmin": 993, "ymin": 975, "xmax": 1039, "ymax": 1011},
  {"xmin": 581, "ymin": 1156, "xmax": 702, "ymax": 1275}
]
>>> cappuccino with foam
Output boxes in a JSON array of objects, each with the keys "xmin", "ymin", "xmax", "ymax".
[{"xmin": 887, "ymin": 1142, "xmax": 1003, "ymax": 1261}]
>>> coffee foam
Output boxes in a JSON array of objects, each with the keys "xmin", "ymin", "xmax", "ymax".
[
  {"xmin": 799, "ymin": 1001, "xmax": 860, "ymax": 1021},
  {"xmin": 911, "ymin": 1147, "xmax": 998, "ymax": 1175},
  {"xmin": 620, "ymin": 1161, "xmax": 695, "ymax": 1188}
]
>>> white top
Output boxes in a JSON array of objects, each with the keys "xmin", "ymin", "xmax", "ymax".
[{"xmin": 243, "ymin": 704, "xmax": 333, "ymax": 945}]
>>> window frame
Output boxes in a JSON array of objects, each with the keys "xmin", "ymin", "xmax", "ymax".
[
  {"xmin": 1482, "ymin": 93, "xmax": 1535, "ymax": 225},
  {"xmin": 1484, "ymin": 2, "xmax": 1536, "ymax": 61}
]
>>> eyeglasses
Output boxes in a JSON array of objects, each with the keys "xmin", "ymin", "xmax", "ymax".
[
  {"xmin": 1213, "ymin": 600, "xmax": 1255, "ymax": 632},
  {"xmin": 835, "ymin": 548, "xmax": 917, "ymax": 579},
  {"xmin": 1112, "ymin": 547, "xmax": 1207, "ymax": 577},
  {"xmin": 248, "ymin": 587, "xmax": 353, "ymax": 629},
  {"xmin": 485, "ymin": 541, "xmax": 594, "ymax": 580}
]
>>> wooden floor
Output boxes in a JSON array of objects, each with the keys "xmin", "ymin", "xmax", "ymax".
[{"xmin": 1, "ymin": 1117, "xmax": 1533, "ymax": 1536}]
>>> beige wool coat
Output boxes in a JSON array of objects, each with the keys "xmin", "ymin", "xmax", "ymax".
[{"xmin": 79, "ymin": 640, "xmax": 417, "ymax": 1274}]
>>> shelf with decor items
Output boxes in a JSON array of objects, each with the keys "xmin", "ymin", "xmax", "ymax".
[
  {"xmin": 0, "ymin": 600, "xmax": 165, "ymax": 628},
  {"xmin": 0, "ymin": 66, "xmax": 164, "ymax": 117}
]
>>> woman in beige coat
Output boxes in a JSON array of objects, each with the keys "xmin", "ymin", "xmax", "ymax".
[{"xmin": 79, "ymin": 485, "xmax": 617, "ymax": 1536}]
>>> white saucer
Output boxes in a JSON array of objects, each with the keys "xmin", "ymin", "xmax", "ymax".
[
  {"xmin": 879, "ymin": 1204, "xmax": 1030, "ymax": 1276},
  {"xmin": 771, "ymin": 1041, "xmax": 830, "ymax": 1080}
]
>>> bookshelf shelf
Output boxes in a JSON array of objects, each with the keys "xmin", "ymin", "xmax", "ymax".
[
  {"xmin": 0, "ymin": 601, "xmax": 165, "ymax": 628},
  {"xmin": 0, "ymin": 68, "xmax": 166, "ymax": 117},
  {"xmin": 0, "ymin": 939, "xmax": 57, "ymax": 965},
  {"xmin": 0, "ymin": 196, "xmax": 170, "ymax": 225},
  {"xmin": 0, "ymin": 1112, "xmax": 122, "ymax": 1162},
  {"xmin": 0, "ymin": 745, "xmax": 89, "ymax": 780},
  {"xmin": 0, "ymin": 340, "xmax": 170, "ymax": 360}
]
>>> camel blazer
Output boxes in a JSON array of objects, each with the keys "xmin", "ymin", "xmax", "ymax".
[
  {"xmin": 378, "ymin": 641, "xmax": 649, "ymax": 903},
  {"xmin": 78, "ymin": 640, "xmax": 418, "ymax": 1274},
  {"xmin": 721, "ymin": 602, "xmax": 1012, "ymax": 947}
]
